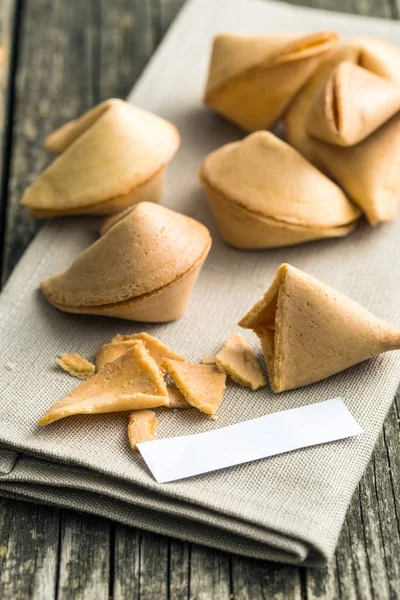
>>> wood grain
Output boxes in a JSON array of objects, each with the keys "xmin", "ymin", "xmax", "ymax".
[
  {"xmin": 0, "ymin": 1, "xmax": 400, "ymax": 599},
  {"xmin": 57, "ymin": 512, "xmax": 110, "ymax": 600}
]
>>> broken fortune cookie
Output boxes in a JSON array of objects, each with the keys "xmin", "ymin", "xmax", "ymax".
[
  {"xmin": 200, "ymin": 131, "xmax": 360, "ymax": 249},
  {"xmin": 162, "ymin": 359, "xmax": 226, "ymax": 415},
  {"xmin": 40, "ymin": 202, "xmax": 212, "ymax": 322},
  {"xmin": 39, "ymin": 341, "xmax": 168, "ymax": 426},
  {"xmin": 216, "ymin": 333, "xmax": 266, "ymax": 390},
  {"xmin": 128, "ymin": 410, "xmax": 158, "ymax": 450},
  {"xmin": 239, "ymin": 263, "xmax": 400, "ymax": 392},
  {"xmin": 204, "ymin": 31, "xmax": 339, "ymax": 131},
  {"xmin": 57, "ymin": 353, "xmax": 95, "ymax": 380},
  {"xmin": 21, "ymin": 99, "xmax": 180, "ymax": 217}
]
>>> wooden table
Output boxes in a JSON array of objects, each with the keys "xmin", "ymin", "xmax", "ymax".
[{"xmin": 0, "ymin": 0, "xmax": 399, "ymax": 598}]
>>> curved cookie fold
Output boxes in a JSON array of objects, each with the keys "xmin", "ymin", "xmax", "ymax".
[
  {"xmin": 40, "ymin": 202, "xmax": 212, "ymax": 322},
  {"xmin": 351, "ymin": 36, "xmax": 400, "ymax": 83},
  {"xmin": 162, "ymin": 359, "xmax": 226, "ymax": 415},
  {"xmin": 308, "ymin": 61, "xmax": 400, "ymax": 146},
  {"xmin": 199, "ymin": 131, "xmax": 360, "ymax": 249},
  {"xmin": 39, "ymin": 341, "xmax": 169, "ymax": 426},
  {"xmin": 286, "ymin": 45, "xmax": 400, "ymax": 225},
  {"xmin": 239, "ymin": 264, "xmax": 400, "ymax": 392},
  {"xmin": 21, "ymin": 99, "xmax": 180, "ymax": 217},
  {"xmin": 204, "ymin": 31, "xmax": 339, "ymax": 132}
]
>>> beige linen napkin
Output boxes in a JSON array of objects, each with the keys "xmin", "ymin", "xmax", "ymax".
[{"xmin": 0, "ymin": 0, "xmax": 400, "ymax": 566}]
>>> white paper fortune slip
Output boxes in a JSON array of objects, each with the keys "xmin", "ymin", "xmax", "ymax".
[{"xmin": 138, "ymin": 398, "xmax": 363, "ymax": 483}]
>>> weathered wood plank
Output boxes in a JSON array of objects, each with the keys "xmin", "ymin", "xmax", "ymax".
[
  {"xmin": 98, "ymin": 0, "xmax": 156, "ymax": 103},
  {"xmin": 231, "ymin": 557, "xmax": 302, "ymax": 600},
  {"xmin": 112, "ymin": 525, "xmax": 140, "ymax": 599},
  {"xmin": 57, "ymin": 512, "xmax": 110, "ymax": 600},
  {"xmin": 138, "ymin": 532, "xmax": 169, "ymax": 599},
  {"xmin": 0, "ymin": 500, "xmax": 59, "ymax": 599},
  {"xmin": 169, "ymin": 539, "xmax": 191, "ymax": 599},
  {"xmin": 189, "ymin": 545, "xmax": 231, "ymax": 600}
]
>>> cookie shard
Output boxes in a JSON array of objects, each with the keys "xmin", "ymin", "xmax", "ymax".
[
  {"xmin": 128, "ymin": 410, "xmax": 158, "ymax": 450},
  {"xmin": 166, "ymin": 387, "xmax": 192, "ymax": 409},
  {"xmin": 201, "ymin": 355, "xmax": 216, "ymax": 364},
  {"xmin": 216, "ymin": 333, "xmax": 266, "ymax": 390},
  {"xmin": 204, "ymin": 31, "xmax": 339, "ymax": 132},
  {"xmin": 39, "ymin": 341, "xmax": 168, "ymax": 426},
  {"xmin": 111, "ymin": 332, "xmax": 185, "ymax": 367},
  {"xmin": 56, "ymin": 353, "xmax": 95, "ymax": 380},
  {"xmin": 308, "ymin": 61, "xmax": 400, "ymax": 147},
  {"xmin": 40, "ymin": 202, "xmax": 211, "ymax": 322},
  {"xmin": 239, "ymin": 263, "xmax": 400, "ymax": 393},
  {"xmin": 95, "ymin": 341, "xmax": 137, "ymax": 371},
  {"xmin": 162, "ymin": 359, "xmax": 226, "ymax": 415},
  {"xmin": 200, "ymin": 131, "xmax": 360, "ymax": 249},
  {"xmin": 22, "ymin": 99, "xmax": 180, "ymax": 217}
]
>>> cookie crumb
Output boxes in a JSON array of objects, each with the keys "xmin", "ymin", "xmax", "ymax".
[
  {"xmin": 5, "ymin": 362, "xmax": 17, "ymax": 371},
  {"xmin": 210, "ymin": 415, "xmax": 218, "ymax": 422},
  {"xmin": 57, "ymin": 353, "xmax": 95, "ymax": 380}
]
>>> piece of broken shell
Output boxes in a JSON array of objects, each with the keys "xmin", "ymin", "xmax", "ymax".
[
  {"xmin": 201, "ymin": 355, "xmax": 216, "ymax": 365},
  {"xmin": 128, "ymin": 410, "xmax": 158, "ymax": 450},
  {"xmin": 308, "ymin": 61, "xmax": 400, "ymax": 146},
  {"xmin": 21, "ymin": 99, "xmax": 180, "ymax": 218},
  {"xmin": 56, "ymin": 353, "xmax": 95, "ymax": 380},
  {"xmin": 204, "ymin": 31, "xmax": 339, "ymax": 132},
  {"xmin": 96, "ymin": 341, "xmax": 137, "ymax": 371},
  {"xmin": 111, "ymin": 332, "xmax": 185, "ymax": 367},
  {"xmin": 162, "ymin": 359, "xmax": 226, "ymax": 415},
  {"xmin": 215, "ymin": 333, "xmax": 266, "ymax": 390},
  {"xmin": 200, "ymin": 131, "xmax": 360, "ymax": 249},
  {"xmin": 39, "ymin": 340, "xmax": 168, "ymax": 426},
  {"xmin": 166, "ymin": 386, "xmax": 192, "ymax": 409},
  {"xmin": 239, "ymin": 263, "xmax": 400, "ymax": 393},
  {"xmin": 40, "ymin": 202, "xmax": 212, "ymax": 322},
  {"xmin": 285, "ymin": 45, "xmax": 400, "ymax": 225}
]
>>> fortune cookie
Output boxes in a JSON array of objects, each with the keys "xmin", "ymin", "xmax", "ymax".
[
  {"xmin": 349, "ymin": 37, "xmax": 400, "ymax": 83},
  {"xmin": 204, "ymin": 31, "xmax": 339, "ymax": 132},
  {"xmin": 21, "ymin": 99, "xmax": 180, "ymax": 218},
  {"xmin": 199, "ymin": 131, "xmax": 360, "ymax": 249},
  {"xmin": 40, "ymin": 202, "xmax": 211, "ymax": 322},
  {"xmin": 162, "ymin": 359, "xmax": 226, "ymax": 415},
  {"xmin": 308, "ymin": 61, "xmax": 400, "ymax": 146},
  {"xmin": 286, "ymin": 45, "xmax": 400, "ymax": 225},
  {"xmin": 239, "ymin": 263, "xmax": 400, "ymax": 392},
  {"xmin": 39, "ymin": 341, "xmax": 169, "ymax": 426}
]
